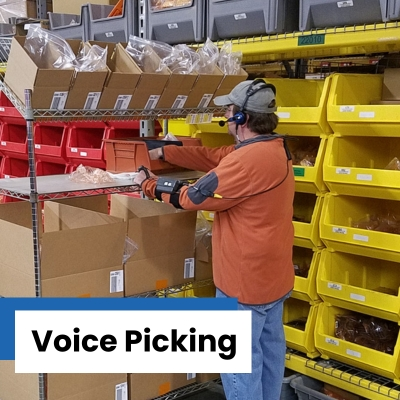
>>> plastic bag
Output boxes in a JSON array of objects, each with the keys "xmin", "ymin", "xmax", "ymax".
[
  {"xmin": 384, "ymin": 157, "xmax": 400, "ymax": 170},
  {"xmin": 218, "ymin": 42, "xmax": 243, "ymax": 75},
  {"xmin": 158, "ymin": 43, "xmax": 199, "ymax": 74},
  {"xmin": 69, "ymin": 165, "xmax": 115, "ymax": 184},
  {"xmin": 196, "ymin": 38, "xmax": 219, "ymax": 74},
  {"xmin": 73, "ymin": 43, "xmax": 108, "ymax": 72},
  {"xmin": 123, "ymin": 236, "xmax": 139, "ymax": 264}
]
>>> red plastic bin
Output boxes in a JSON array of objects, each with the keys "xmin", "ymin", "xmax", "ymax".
[
  {"xmin": 103, "ymin": 136, "xmax": 202, "ymax": 173},
  {"xmin": 0, "ymin": 120, "xmax": 28, "ymax": 157},
  {"xmin": 36, "ymin": 160, "xmax": 69, "ymax": 176},
  {"xmin": 0, "ymin": 91, "xmax": 23, "ymax": 120},
  {"xmin": 0, "ymin": 156, "xmax": 29, "ymax": 178},
  {"xmin": 65, "ymin": 121, "xmax": 108, "ymax": 169},
  {"xmin": 34, "ymin": 122, "xmax": 69, "ymax": 164}
]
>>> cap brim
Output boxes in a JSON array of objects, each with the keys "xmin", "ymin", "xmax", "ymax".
[{"xmin": 213, "ymin": 94, "xmax": 232, "ymax": 106}]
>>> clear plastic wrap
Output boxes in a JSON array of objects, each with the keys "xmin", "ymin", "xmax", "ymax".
[
  {"xmin": 69, "ymin": 165, "xmax": 115, "ymax": 184},
  {"xmin": 123, "ymin": 236, "xmax": 139, "ymax": 264},
  {"xmin": 196, "ymin": 38, "xmax": 219, "ymax": 74},
  {"xmin": 0, "ymin": 0, "xmax": 29, "ymax": 24},
  {"xmin": 159, "ymin": 43, "xmax": 199, "ymax": 74},
  {"xmin": 24, "ymin": 26, "xmax": 107, "ymax": 72},
  {"xmin": 218, "ymin": 42, "xmax": 243, "ymax": 75},
  {"xmin": 384, "ymin": 157, "xmax": 400, "ymax": 170},
  {"xmin": 150, "ymin": 0, "xmax": 192, "ymax": 12}
]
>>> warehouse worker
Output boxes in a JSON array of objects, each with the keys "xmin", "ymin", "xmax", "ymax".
[{"xmin": 134, "ymin": 79, "xmax": 295, "ymax": 400}]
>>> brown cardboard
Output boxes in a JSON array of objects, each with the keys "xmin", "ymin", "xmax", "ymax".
[
  {"xmin": 52, "ymin": 0, "xmax": 118, "ymax": 14},
  {"xmin": 0, "ymin": 361, "xmax": 127, "ymax": 400},
  {"xmin": 110, "ymin": 195, "xmax": 197, "ymax": 296},
  {"xmin": 212, "ymin": 68, "xmax": 249, "ymax": 101},
  {"xmin": 157, "ymin": 72, "xmax": 198, "ymax": 109},
  {"xmin": 15, "ymin": 19, "xmax": 50, "ymax": 35},
  {"xmin": 4, "ymin": 36, "xmax": 74, "ymax": 109},
  {"xmin": 196, "ymin": 373, "xmax": 220, "ymax": 383},
  {"xmin": 195, "ymin": 230, "xmax": 213, "ymax": 281},
  {"xmin": 184, "ymin": 67, "xmax": 224, "ymax": 109},
  {"xmin": 129, "ymin": 373, "xmax": 196, "ymax": 400},
  {"xmin": 93, "ymin": 42, "xmax": 141, "ymax": 110},
  {"xmin": 382, "ymin": 69, "xmax": 400, "ymax": 101},
  {"xmin": 0, "ymin": 201, "xmax": 126, "ymax": 298}
]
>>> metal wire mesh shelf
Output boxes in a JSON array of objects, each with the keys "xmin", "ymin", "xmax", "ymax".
[{"xmin": 152, "ymin": 379, "xmax": 222, "ymax": 400}]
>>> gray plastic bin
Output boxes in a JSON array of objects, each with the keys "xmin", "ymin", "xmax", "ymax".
[
  {"xmin": 290, "ymin": 375, "xmax": 333, "ymax": 400},
  {"xmin": 88, "ymin": 0, "xmax": 138, "ymax": 43},
  {"xmin": 146, "ymin": 0, "xmax": 205, "ymax": 44},
  {"xmin": 0, "ymin": 23, "xmax": 15, "ymax": 37},
  {"xmin": 48, "ymin": 5, "xmax": 89, "ymax": 41},
  {"xmin": 299, "ymin": 0, "xmax": 388, "ymax": 31},
  {"xmin": 280, "ymin": 369, "xmax": 300, "ymax": 400},
  {"xmin": 388, "ymin": 0, "xmax": 400, "ymax": 20},
  {"xmin": 207, "ymin": 0, "xmax": 299, "ymax": 41}
]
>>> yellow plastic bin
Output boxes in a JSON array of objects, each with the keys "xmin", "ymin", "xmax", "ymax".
[
  {"xmin": 317, "ymin": 249, "xmax": 400, "ymax": 323},
  {"xmin": 323, "ymin": 134, "xmax": 400, "ymax": 200},
  {"xmin": 327, "ymin": 73, "xmax": 400, "ymax": 136},
  {"xmin": 320, "ymin": 193, "xmax": 400, "ymax": 263},
  {"xmin": 293, "ymin": 192, "xmax": 324, "ymax": 249},
  {"xmin": 292, "ymin": 246, "xmax": 321, "ymax": 305},
  {"xmin": 269, "ymin": 76, "xmax": 333, "ymax": 136},
  {"xmin": 288, "ymin": 134, "xmax": 328, "ymax": 194},
  {"xmin": 315, "ymin": 302, "xmax": 400, "ymax": 382},
  {"xmin": 283, "ymin": 297, "xmax": 321, "ymax": 359}
]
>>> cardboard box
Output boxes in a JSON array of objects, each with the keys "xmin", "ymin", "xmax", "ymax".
[
  {"xmin": 52, "ymin": 0, "xmax": 118, "ymax": 15},
  {"xmin": 4, "ymin": 36, "xmax": 74, "ymax": 109},
  {"xmin": 212, "ymin": 68, "xmax": 249, "ymax": 102},
  {"xmin": 129, "ymin": 373, "xmax": 196, "ymax": 400},
  {"xmin": 184, "ymin": 67, "xmax": 224, "ymax": 109},
  {"xmin": 196, "ymin": 373, "xmax": 220, "ymax": 383},
  {"xmin": 110, "ymin": 195, "xmax": 197, "ymax": 296},
  {"xmin": 0, "ymin": 201, "xmax": 126, "ymax": 298},
  {"xmin": 14, "ymin": 18, "xmax": 50, "ymax": 35},
  {"xmin": 195, "ymin": 230, "xmax": 213, "ymax": 282},
  {"xmin": 93, "ymin": 42, "xmax": 141, "ymax": 110},
  {"xmin": 382, "ymin": 69, "xmax": 400, "ymax": 101},
  {"xmin": 0, "ymin": 361, "xmax": 127, "ymax": 400}
]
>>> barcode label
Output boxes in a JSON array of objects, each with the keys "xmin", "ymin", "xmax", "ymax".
[
  {"xmin": 172, "ymin": 95, "xmax": 188, "ymax": 109},
  {"xmin": 184, "ymin": 258, "xmax": 195, "ymax": 279},
  {"xmin": 144, "ymin": 95, "xmax": 160, "ymax": 110},
  {"xmin": 197, "ymin": 94, "xmax": 213, "ymax": 108},
  {"xmin": 185, "ymin": 113, "xmax": 213, "ymax": 124},
  {"xmin": 110, "ymin": 270, "xmax": 124, "ymax": 293},
  {"xmin": 168, "ymin": 23, "xmax": 178, "ymax": 29},
  {"xmin": 1, "ymin": 141, "xmax": 6, "ymax": 146},
  {"xmin": 326, "ymin": 338, "xmax": 339, "ymax": 346},
  {"xmin": 340, "ymin": 105, "xmax": 354, "ymax": 112},
  {"xmin": 50, "ymin": 91, "xmax": 68, "ymax": 110},
  {"xmin": 187, "ymin": 373, "xmax": 196, "ymax": 380},
  {"xmin": 105, "ymin": 32, "xmax": 114, "ymax": 37},
  {"xmin": 114, "ymin": 95, "xmax": 132, "ymax": 110},
  {"xmin": 35, "ymin": 144, "xmax": 41, "ymax": 149},
  {"xmin": 333, "ymin": 227, "xmax": 347, "ymax": 234},
  {"xmin": 328, "ymin": 282, "xmax": 342, "ymax": 290},
  {"xmin": 115, "ymin": 383, "xmax": 128, "ymax": 400},
  {"xmin": 71, "ymin": 148, "xmax": 78, "ymax": 153},
  {"xmin": 337, "ymin": 0, "xmax": 353, "ymax": 7},
  {"xmin": 336, "ymin": 168, "xmax": 350, "ymax": 175},
  {"xmin": 83, "ymin": 92, "xmax": 101, "ymax": 110},
  {"xmin": 234, "ymin": 13, "xmax": 247, "ymax": 20}
]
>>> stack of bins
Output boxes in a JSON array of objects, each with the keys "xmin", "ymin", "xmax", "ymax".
[
  {"xmin": 317, "ymin": 73, "xmax": 400, "ymax": 382},
  {"xmin": 268, "ymin": 77, "xmax": 333, "ymax": 360}
]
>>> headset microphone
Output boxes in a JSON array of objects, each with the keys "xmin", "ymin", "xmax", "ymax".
[{"xmin": 218, "ymin": 116, "xmax": 237, "ymax": 127}]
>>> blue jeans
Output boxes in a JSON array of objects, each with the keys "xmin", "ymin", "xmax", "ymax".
[{"xmin": 216, "ymin": 288, "xmax": 289, "ymax": 400}]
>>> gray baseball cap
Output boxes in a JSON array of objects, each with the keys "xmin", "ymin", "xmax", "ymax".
[{"xmin": 213, "ymin": 80, "xmax": 277, "ymax": 114}]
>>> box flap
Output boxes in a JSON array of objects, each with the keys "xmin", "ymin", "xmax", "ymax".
[{"xmin": 212, "ymin": 68, "xmax": 248, "ymax": 99}]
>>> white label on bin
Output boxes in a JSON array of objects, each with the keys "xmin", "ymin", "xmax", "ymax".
[
  {"xmin": 277, "ymin": 112, "xmax": 290, "ymax": 119},
  {"xmin": 4, "ymin": 174, "xmax": 10, "ymax": 178},
  {"xmin": 1, "ymin": 141, "xmax": 6, "ymax": 146},
  {"xmin": 234, "ymin": 13, "xmax": 247, "ymax": 20},
  {"xmin": 359, "ymin": 111, "xmax": 375, "ymax": 118},
  {"xmin": 0, "ymin": 107, "xmax": 5, "ymax": 112},
  {"xmin": 114, "ymin": 95, "xmax": 132, "ymax": 110},
  {"xmin": 24, "ymin": 23, "xmax": 40, "ymax": 30},
  {"xmin": 187, "ymin": 373, "xmax": 196, "ymax": 380},
  {"xmin": 340, "ymin": 105, "xmax": 354, "ymax": 112},
  {"xmin": 115, "ymin": 382, "xmax": 128, "ymax": 400},
  {"xmin": 197, "ymin": 94, "xmax": 213, "ymax": 108},
  {"xmin": 353, "ymin": 234, "xmax": 369, "ymax": 242},
  {"xmin": 184, "ymin": 258, "xmax": 195, "ymax": 279},
  {"xmin": 346, "ymin": 349, "xmax": 361, "ymax": 358},
  {"xmin": 168, "ymin": 23, "xmax": 178, "ymax": 29},
  {"xmin": 337, "ymin": 0, "xmax": 354, "ymax": 7},
  {"xmin": 50, "ymin": 92, "xmax": 68, "ymax": 110},
  {"xmin": 80, "ymin": 151, "xmax": 87, "ymax": 157},
  {"xmin": 350, "ymin": 293, "xmax": 365, "ymax": 302},
  {"xmin": 144, "ymin": 95, "xmax": 160, "ymax": 110},
  {"xmin": 110, "ymin": 270, "xmax": 124, "ymax": 293},
  {"xmin": 35, "ymin": 144, "xmax": 41, "ymax": 149},
  {"xmin": 328, "ymin": 282, "xmax": 342, "ymax": 290},
  {"xmin": 336, "ymin": 168, "xmax": 351, "ymax": 175},
  {"xmin": 333, "ymin": 227, "xmax": 347, "ymax": 234},
  {"xmin": 105, "ymin": 32, "xmax": 114, "ymax": 38},
  {"xmin": 172, "ymin": 95, "xmax": 188, "ymax": 109},
  {"xmin": 357, "ymin": 174, "xmax": 372, "ymax": 181},
  {"xmin": 325, "ymin": 338, "xmax": 339, "ymax": 346},
  {"xmin": 84, "ymin": 92, "xmax": 101, "ymax": 110},
  {"xmin": 71, "ymin": 148, "xmax": 78, "ymax": 153}
]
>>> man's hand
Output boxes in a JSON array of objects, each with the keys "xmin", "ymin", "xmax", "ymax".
[
  {"xmin": 149, "ymin": 148, "xmax": 163, "ymax": 160},
  {"xmin": 134, "ymin": 169, "xmax": 157, "ymax": 187}
]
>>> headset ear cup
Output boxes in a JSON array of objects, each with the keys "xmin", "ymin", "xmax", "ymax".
[{"xmin": 234, "ymin": 112, "xmax": 246, "ymax": 125}]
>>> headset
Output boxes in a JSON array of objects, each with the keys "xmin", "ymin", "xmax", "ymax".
[{"xmin": 223, "ymin": 79, "xmax": 277, "ymax": 126}]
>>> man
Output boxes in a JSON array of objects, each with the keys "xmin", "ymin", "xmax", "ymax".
[{"xmin": 134, "ymin": 79, "xmax": 295, "ymax": 400}]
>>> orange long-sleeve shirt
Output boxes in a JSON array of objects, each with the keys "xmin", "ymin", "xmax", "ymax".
[{"xmin": 142, "ymin": 135, "xmax": 295, "ymax": 305}]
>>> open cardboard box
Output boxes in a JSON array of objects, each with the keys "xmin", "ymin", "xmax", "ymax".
[
  {"xmin": 0, "ymin": 200, "xmax": 126, "ymax": 298},
  {"xmin": 110, "ymin": 195, "xmax": 197, "ymax": 296},
  {"xmin": 211, "ymin": 67, "xmax": 249, "ymax": 101}
]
